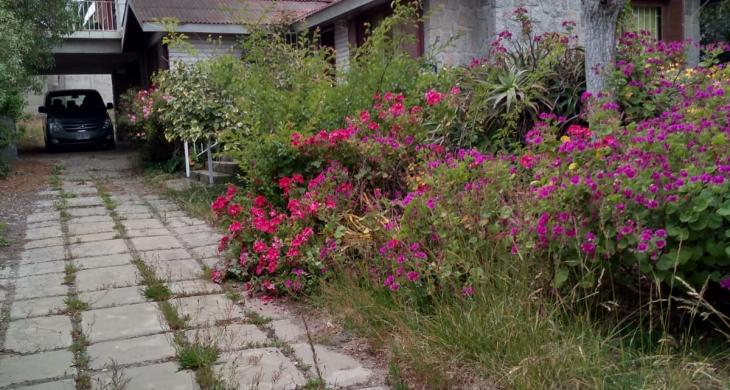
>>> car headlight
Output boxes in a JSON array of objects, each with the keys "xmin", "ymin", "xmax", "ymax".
[
  {"xmin": 49, "ymin": 119, "xmax": 63, "ymax": 134},
  {"xmin": 103, "ymin": 118, "xmax": 113, "ymax": 130}
]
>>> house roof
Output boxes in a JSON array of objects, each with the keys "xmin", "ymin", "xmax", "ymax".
[{"xmin": 129, "ymin": 0, "xmax": 334, "ymax": 26}]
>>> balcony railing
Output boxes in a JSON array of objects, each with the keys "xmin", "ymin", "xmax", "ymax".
[{"xmin": 76, "ymin": 0, "xmax": 117, "ymax": 31}]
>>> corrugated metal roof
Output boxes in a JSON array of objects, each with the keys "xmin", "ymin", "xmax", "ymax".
[{"xmin": 129, "ymin": 0, "xmax": 334, "ymax": 25}]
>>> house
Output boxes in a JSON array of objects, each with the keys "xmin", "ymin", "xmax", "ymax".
[
  {"xmin": 45, "ymin": 0, "xmax": 702, "ymax": 106},
  {"xmin": 303, "ymin": 0, "xmax": 702, "ymax": 68}
]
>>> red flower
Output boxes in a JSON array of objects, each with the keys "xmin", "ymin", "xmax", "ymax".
[{"xmin": 520, "ymin": 154, "xmax": 536, "ymax": 169}]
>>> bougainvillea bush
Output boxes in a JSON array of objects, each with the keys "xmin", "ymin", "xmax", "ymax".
[{"xmin": 209, "ymin": 32, "xmax": 730, "ymax": 327}]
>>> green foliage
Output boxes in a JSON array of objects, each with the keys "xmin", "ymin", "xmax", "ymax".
[
  {"xmin": 701, "ymin": 0, "xmax": 730, "ymax": 44},
  {"xmin": 434, "ymin": 11, "xmax": 585, "ymax": 149}
]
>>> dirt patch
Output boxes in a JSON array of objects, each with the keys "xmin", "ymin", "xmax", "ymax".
[{"xmin": 0, "ymin": 157, "xmax": 57, "ymax": 259}]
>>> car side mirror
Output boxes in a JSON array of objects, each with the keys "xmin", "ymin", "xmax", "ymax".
[
  {"xmin": 38, "ymin": 106, "xmax": 46, "ymax": 114},
  {"xmin": 106, "ymin": 102, "xmax": 114, "ymax": 109}
]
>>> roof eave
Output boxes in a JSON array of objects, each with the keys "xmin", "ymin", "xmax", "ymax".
[
  {"xmin": 141, "ymin": 22, "xmax": 248, "ymax": 35},
  {"xmin": 303, "ymin": 0, "xmax": 387, "ymax": 28}
]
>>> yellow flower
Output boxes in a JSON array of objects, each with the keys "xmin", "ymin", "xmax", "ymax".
[
  {"xmin": 568, "ymin": 162, "xmax": 578, "ymax": 171},
  {"xmin": 560, "ymin": 135, "xmax": 571, "ymax": 143}
]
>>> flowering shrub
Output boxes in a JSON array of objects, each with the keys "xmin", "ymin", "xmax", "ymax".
[{"xmin": 119, "ymin": 87, "xmax": 177, "ymax": 163}]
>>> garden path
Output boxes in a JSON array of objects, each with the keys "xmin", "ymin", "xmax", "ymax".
[{"xmin": 0, "ymin": 150, "xmax": 384, "ymax": 389}]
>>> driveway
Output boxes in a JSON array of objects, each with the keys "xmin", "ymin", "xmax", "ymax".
[{"xmin": 0, "ymin": 147, "xmax": 383, "ymax": 389}]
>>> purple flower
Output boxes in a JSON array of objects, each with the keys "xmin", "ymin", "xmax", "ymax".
[
  {"xmin": 407, "ymin": 271, "xmax": 420, "ymax": 282},
  {"xmin": 637, "ymin": 242, "xmax": 648, "ymax": 252},
  {"xmin": 720, "ymin": 278, "xmax": 730, "ymax": 291},
  {"xmin": 655, "ymin": 229, "xmax": 667, "ymax": 238}
]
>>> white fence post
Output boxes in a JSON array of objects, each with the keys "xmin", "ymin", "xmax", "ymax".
[{"xmin": 183, "ymin": 141, "xmax": 190, "ymax": 178}]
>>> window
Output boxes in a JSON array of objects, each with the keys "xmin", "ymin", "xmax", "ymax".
[{"xmin": 632, "ymin": 6, "xmax": 661, "ymax": 40}]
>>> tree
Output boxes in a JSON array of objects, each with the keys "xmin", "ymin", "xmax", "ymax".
[
  {"xmin": 0, "ymin": 0, "xmax": 78, "ymax": 118},
  {"xmin": 581, "ymin": 0, "xmax": 628, "ymax": 94}
]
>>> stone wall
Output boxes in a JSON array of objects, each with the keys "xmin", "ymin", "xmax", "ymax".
[
  {"xmin": 684, "ymin": 0, "xmax": 700, "ymax": 66},
  {"xmin": 493, "ymin": 0, "xmax": 582, "ymax": 43},
  {"xmin": 424, "ymin": 0, "xmax": 493, "ymax": 67}
]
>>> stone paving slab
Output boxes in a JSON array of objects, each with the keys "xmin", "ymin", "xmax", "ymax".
[
  {"xmin": 26, "ymin": 212, "xmax": 60, "ymax": 224},
  {"xmin": 172, "ymin": 225, "xmax": 215, "ymax": 235},
  {"xmin": 79, "ymin": 286, "xmax": 146, "ymax": 309},
  {"xmin": 82, "ymin": 302, "xmax": 165, "ymax": 342},
  {"xmin": 186, "ymin": 324, "xmax": 269, "ymax": 351},
  {"xmin": 14, "ymin": 273, "xmax": 67, "ymax": 299},
  {"xmin": 67, "ymin": 206, "xmax": 108, "ymax": 217},
  {"xmin": 66, "ymin": 221, "xmax": 115, "ymax": 236},
  {"xmin": 0, "ymin": 350, "xmax": 74, "ymax": 387},
  {"xmin": 201, "ymin": 257, "xmax": 219, "ymax": 269},
  {"xmin": 178, "ymin": 232, "xmax": 220, "ymax": 248},
  {"xmin": 126, "ymin": 228, "xmax": 170, "ymax": 238},
  {"xmin": 146, "ymin": 259, "xmax": 201, "ymax": 282},
  {"xmin": 20, "ymin": 245, "xmax": 66, "ymax": 264},
  {"xmin": 218, "ymin": 348, "xmax": 306, "ymax": 390},
  {"xmin": 168, "ymin": 279, "xmax": 223, "ymax": 296},
  {"xmin": 76, "ymin": 253, "xmax": 134, "ymax": 270},
  {"xmin": 164, "ymin": 217, "xmax": 207, "ymax": 228},
  {"xmin": 122, "ymin": 212, "xmax": 155, "ymax": 220},
  {"xmin": 138, "ymin": 249, "xmax": 191, "ymax": 262},
  {"xmin": 175, "ymin": 294, "xmax": 245, "ymax": 326},
  {"xmin": 10, "ymin": 296, "xmax": 66, "ymax": 319},
  {"xmin": 0, "ymin": 265, "xmax": 14, "ymax": 279},
  {"xmin": 66, "ymin": 196, "xmax": 103, "ymax": 207},
  {"xmin": 92, "ymin": 361, "xmax": 195, "ymax": 390},
  {"xmin": 159, "ymin": 210, "xmax": 187, "ymax": 218},
  {"xmin": 291, "ymin": 343, "xmax": 373, "ymax": 387},
  {"xmin": 116, "ymin": 205, "xmax": 151, "ymax": 214},
  {"xmin": 67, "ymin": 215, "xmax": 114, "ymax": 224},
  {"xmin": 14, "ymin": 379, "xmax": 76, "ymax": 390},
  {"xmin": 87, "ymin": 333, "xmax": 176, "ymax": 369},
  {"xmin": 271, "ymin": 319, "xmax": 307, "ymax": 344},
  {"xmin": 24, "ymin": 237, "xmax": 65, "ymax": 250},
  {"xmin": 70, "ymin": 231, "xmax": 119, "ymax": 244},
  {"xmin": 17, "ymin": 260, "xmax": 67, "ymax": 277},
  {"xmin": 26, "ymin": 221, "xmax": 62, "ymax": 230},
  {"xmin": 75, "ymin": 264, "xmax": 140, "ymax": 292},
  {"xmin": 190, "ymin": 245, "xmax": 219, "ymax": 259},
  {"xmin": 69, "ymin": 239, "xmax": 128, "ymax": 258},
  {"xmin": 122, "ymin": 218, "xmax": 165, "ymax": 230},
  {"xmin": 25, "ymin": 226, "xmax": 63, "ymax": 240},
  {"xmin": 131, "ymin": 236, "xmax": 183, "ymax": 251},
  {"xmin": 4, "ymin": 315, "xmax": 73, "ymax": 353},
  {"xmin": 243, "ymin": 297, "xmax": 290, "ymax": 321}
]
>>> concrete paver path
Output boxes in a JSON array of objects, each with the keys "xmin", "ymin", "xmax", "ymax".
[{"xmin": 0, "ymin": 150, "xmax": 384, "ymax": 389}]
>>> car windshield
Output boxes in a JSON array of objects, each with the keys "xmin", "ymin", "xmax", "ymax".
[{"xmin": 47, "ymin": 91, "xmax": 105, "ymax": 116}]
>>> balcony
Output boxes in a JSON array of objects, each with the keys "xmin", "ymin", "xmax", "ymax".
[{"xmin": 67, "ymin": 0, "xmax": 127, "ymax": 39}]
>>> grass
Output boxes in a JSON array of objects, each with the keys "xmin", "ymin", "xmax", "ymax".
[
  {"xmin": 63, "ymin": 264, "xmax": 78, "ymax": 285},
  {"xmin": 0, "ymin": 222, "xmax": 9, "ymax": 247},
  {"xmin": 175, "ymin": 336, "xmax": 220, "ymax": 369},
  {"xmin": 144, "ymin": 171, "xmax": 227, "ymax": 223},
  {"xmin": 63, "ymin": 295, "xmax": 90, "ymax": 313},
  {"xmin": 316, "ymin": 260, "xmax": 730, "ymax": 389},
  {"xmin": 160, "ymin": 301, "xmax": 187, "ymax": 330},
  {"xmin": 246, "ymin": 311, "xmax": 272, "ymax": 326}
]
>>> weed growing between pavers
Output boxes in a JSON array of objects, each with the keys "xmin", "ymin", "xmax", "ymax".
[
  {"xmin": 246, "ymin": 311, "xmax": 272, "ymax": 326},
  {"xmin": 55, "ymin": 173, "xmax": 93, "ymax": 389},
  {"xmin": 0, "ymin": 222, "xmax": 9, "ymax": 247}
]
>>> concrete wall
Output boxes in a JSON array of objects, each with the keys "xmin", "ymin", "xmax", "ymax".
[
  {"xmin": 24, "ymin": 75, "xmax": 114, "ymax": 115},
  {"xmin": 168, "ymin": 35, "xmax": 242, "ymax": 68}
]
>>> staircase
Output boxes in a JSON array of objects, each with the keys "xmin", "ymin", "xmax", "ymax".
[{"xmin": 190, "ymin": 160, "xmax": 239, "ymax": 185}]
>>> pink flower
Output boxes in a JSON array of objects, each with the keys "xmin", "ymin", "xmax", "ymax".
[
  {"xmin": 406, "ymin": 271, "xmax": 420, "ymax": 282},
  {"xmin": 424, "ymin": 89, "xmax": 444, "ymax": 106},
  {"xmin": 450, "ymin": 86, "xmax": 461, "ymax": 95},
  {"xmin": 462, "ymin": 285, "xmax": 475, "ymax": 297},
  {"xmin": 389, "ymin": 102, "xmax": 405, "ymax": 117},
  {"xmin": 210, "ymin": 269, "xmax": 223, "ymax": 284},
  {"xmin": 519, "ymin": 154, "xmax": 536, "ymax": 169},
  {"xmin": 228, "ymin": 221, "xmax": 242, "ymax": 233},
  {"xmin": 720, "ymin": 278, "xmax": 730, "ymax": 291}
]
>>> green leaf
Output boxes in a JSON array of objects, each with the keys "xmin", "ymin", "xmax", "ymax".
[{"xmin": 553, "ymin": 267, "xmax": 569, "ymax": 288}]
